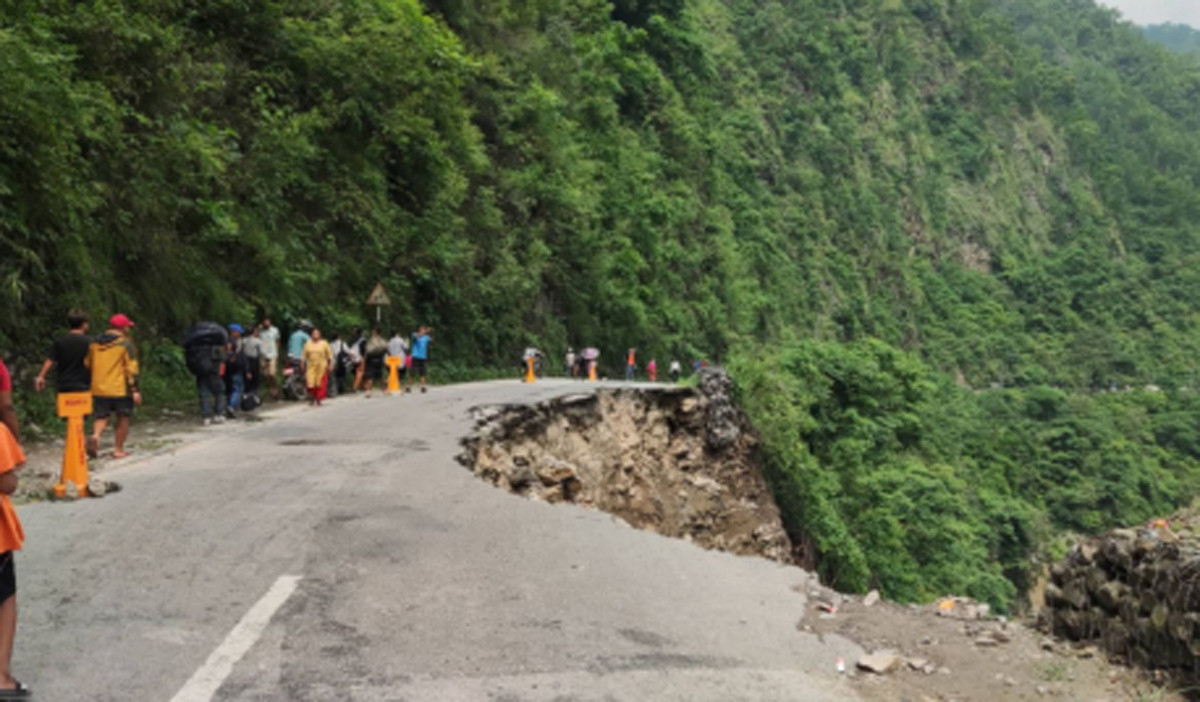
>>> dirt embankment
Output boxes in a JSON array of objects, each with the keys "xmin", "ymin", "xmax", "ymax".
[{"xmin": 458, "ymin": 371, "xmax": 793, "ymax": 563}]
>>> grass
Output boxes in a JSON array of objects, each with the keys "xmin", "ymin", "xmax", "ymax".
[{"xmin": 1037, "ymin": 661, "xmax": 1070, "ymax": 682}]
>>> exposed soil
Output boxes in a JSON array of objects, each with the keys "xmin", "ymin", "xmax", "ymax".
[{"xmin": 459, "ymin": 372, "xmax": 793, "ymax": 562}]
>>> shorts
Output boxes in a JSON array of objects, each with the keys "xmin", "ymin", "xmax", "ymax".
[
  {"xmin": 262, "ymin": 357, "xmax": 278, "ymax": 376},
  {"xmin": 0, "ymin": 552, "xmax": 14, "ymax": 604},
  {"xmin": 93, "ymin": 395, "xmax": 134, "ymax": 419},
  {"xmin": 412, "ymin": 358, "xmax": 428, "ymax": 377},
  {"xmin": 365, "ymin": 356, "xmax": 385, "ymax": 381}
]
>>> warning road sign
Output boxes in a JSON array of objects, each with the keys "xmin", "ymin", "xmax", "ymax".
[{"xmin": 366, "ymin": 283, "xmax": 391, "ymax": 306}]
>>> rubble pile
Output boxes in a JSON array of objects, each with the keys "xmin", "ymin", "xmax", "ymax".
[{"xmin": 1045, "ymin": 519, "xmax": 1200, "ymax": 676}]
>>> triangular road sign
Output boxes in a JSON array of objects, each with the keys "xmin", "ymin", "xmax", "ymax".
[{"xmin": 366, "ymin": 283, "xmax": 391, "ymax": 306}]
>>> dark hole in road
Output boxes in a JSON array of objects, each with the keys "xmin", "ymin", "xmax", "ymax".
[{"xmin": 279, "ymin": 439, "xmax": 328, "ymax": 446}]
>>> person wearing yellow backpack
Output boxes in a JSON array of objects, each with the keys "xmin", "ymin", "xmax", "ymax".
[{"xmin": 0, "ymin": 357, "xmax": 30, "ymax": 698}]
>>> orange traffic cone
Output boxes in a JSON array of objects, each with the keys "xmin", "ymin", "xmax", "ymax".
[
  {"xmin": 588, "ymin": 361, "xmax": 597, "ymax": 382},
  {"xmin": 525, "ymin": 357, "xmax": 536, "ymax": 383}
]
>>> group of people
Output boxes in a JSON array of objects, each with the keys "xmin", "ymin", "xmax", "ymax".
[
  {"xmin": 36, "ymin": 311, "xmax": 140, "ymax": 459},
  {"xmin": 562, "ymin": 347, "xmax": 686, "ymax": 383},
  {"xmin": 182, "ymin": 318, "xmax": 434, "ymax": 417},
  {"xmin": 0, "ymin": 308, "xmax": 143, "ymax": 696},
  {"xmin": 181, "ymin": 318, "xmax": 280, "ymax": 424},
  {"xmin": 283, "ymin": 325, "xmax": 434, "ymax": 404}
]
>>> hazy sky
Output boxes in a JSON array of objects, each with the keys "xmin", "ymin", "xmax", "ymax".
[{"xmin": 1100, "ymin": 0, "xmax": 1200, "ymax": 26}]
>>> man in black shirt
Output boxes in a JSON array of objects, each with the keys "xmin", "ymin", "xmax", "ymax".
[{"xmin": 34, "ymin": 310, "xmax": 92, "ymax": 394}]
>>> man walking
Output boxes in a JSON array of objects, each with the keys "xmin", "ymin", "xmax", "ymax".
[
  {"xmin": 86, "ymin": 314, "xmax": 140, "ymax": 459},
  {"xmin": 224, "ymin": 324, "xmax": 248, "ymax": 419},
  {"xmin": 242, "ymin": 325, "xmax": 263, "ymax": 402},
  {"xmin": 258, "ymin": 317, "xmax": 281, "ymax": 400},
  {"xmin": 183, "ymin": 321, "xmax": 228, "ymax": 426},
  {"xmin": 408, "ymin": 326, "xmax": 432, "ymax": 394},
  {"xmin": 626, "ymin": 348, "xmax": 637, "ymax": 381},
  {"xmin": 34, "ymin": 309, "xmax": 92, "ymax": 397}
]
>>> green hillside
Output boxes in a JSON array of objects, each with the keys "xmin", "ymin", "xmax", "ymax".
[
  {"xmin": 1143, "ymin": 22, "xmax": 1200, "ymax": 57},
  {"xmin": 7, "ymin": 0, "xmax": 1200, "ymax": 608}
]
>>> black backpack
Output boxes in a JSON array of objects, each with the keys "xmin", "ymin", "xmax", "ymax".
[
  {"xmin": 185, "ymin": 344, "xmax": 224, "ymax": 376},
  {"xmin": 183, "ymin": 322, "xmax": 229, "ymax": 376},
  {"xmin": 336, "ymin": 347, "xmax": 353, "ymax": 374}
]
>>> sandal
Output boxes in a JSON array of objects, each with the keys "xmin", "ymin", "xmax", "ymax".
[{"xmin": 0, "ymin": 680, "xmax": 32, "ymax": 698}]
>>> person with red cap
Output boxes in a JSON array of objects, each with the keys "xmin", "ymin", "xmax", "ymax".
[{"xmin": 86, "ymin": 314, "xmax": 141, "ymax": 459}]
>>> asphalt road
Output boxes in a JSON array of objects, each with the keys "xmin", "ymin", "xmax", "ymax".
[{"xmin": 14, "ymin": 380, "xmax": 863, "ymax": 701}]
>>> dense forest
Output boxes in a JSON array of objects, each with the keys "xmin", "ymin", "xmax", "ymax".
[
  {"xmin": 7, "ymin": 0, "xmax": 1200, "ymax": 608},
  {"xmin": 1143, "ymin": 22, "xmax": 1200, "ymax": 57}
]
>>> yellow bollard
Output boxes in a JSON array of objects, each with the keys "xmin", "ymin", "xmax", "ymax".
[
  {"xmin": 54, "ymin": 392, "xmax": 92, "ymax": 498},
  {"xmin": 386, "ymin": 357, "xmax": 403, "ymax": 394},
  {"xmin": 525, "ymin": 356, "xmax": 536, "ymax": 383},
  {"xmin": 588, "ymin": 360, "xmax": 597, "ymax": 382}
]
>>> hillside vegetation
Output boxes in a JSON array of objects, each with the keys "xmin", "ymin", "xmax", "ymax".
[
  {"xmin": 7, "ymin": 0, "xmax": 1200, "ymax": 608},
  {"xmin": 1143, "ymin": 22, "xmax": 1200, "ymax": 57}
]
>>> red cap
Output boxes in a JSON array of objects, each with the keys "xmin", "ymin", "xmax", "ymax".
[{"xmin": 109, "ymin": 313, "xmax": 135, "ymax": 329}]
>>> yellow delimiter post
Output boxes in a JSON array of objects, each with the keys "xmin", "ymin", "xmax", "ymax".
[
  {"xmin": 54, "ymin": 392, "xmax": 92, "ymax": 498},
  {"xmin": 525, "ymin": 357, "xmax": 536, "ymax": 383},
  {"xmin": 386, "ymin": 357, "xmax": 403, "ymax": 394}
]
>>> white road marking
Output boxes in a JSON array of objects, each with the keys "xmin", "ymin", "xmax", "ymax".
[{"xmin": 169, "ymin": 575, "xmax": 302, "ymax": 702}]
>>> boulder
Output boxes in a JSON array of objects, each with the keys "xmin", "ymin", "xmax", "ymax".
[{"xmin": 856, "ymin": 652, "xmax": 902, "ymax": 674}]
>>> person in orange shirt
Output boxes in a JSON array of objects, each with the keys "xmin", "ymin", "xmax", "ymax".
[
  {"xmin": 0, "ymin": 357, "xmax": 30, "ymax": 698},
  {"xmin": 625, "ymin": 348, "xmax": 637, "ymax": 381}
]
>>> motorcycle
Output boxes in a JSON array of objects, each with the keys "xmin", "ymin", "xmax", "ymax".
[{"xmin": 282, "ymin": 359, "xmax": 307, "ymax": 401}]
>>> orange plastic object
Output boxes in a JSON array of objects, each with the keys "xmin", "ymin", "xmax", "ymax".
[
  {"xmin": 525, "ymin": 357, "xmax": 536, "ymax": 383},
  {"xmin": 55, "ymin": 392, "xmax": 92, "ymax": 498},
  {"xmin": 588, "ymin": 361, "xmax": 597, "ymax": 382},
  {"xmin": 386, "ymin": 357, "xmax": 403, "ymax": 394}
]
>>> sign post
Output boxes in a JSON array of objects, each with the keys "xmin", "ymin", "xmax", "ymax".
[
  {"xmin": 54, "ymin": 392, "xmax": 93, "ymax": 498},
  {"xmin": 366, "ymin": 283, "xmax": 391, "ymax": 324}
]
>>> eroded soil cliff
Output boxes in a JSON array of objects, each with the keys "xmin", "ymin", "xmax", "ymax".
[{"xmin": 459, "ymin": 371, "xmax": 793, "ymax": 563}]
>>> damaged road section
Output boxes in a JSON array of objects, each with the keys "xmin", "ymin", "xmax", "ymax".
[{"xmin": 459, "ymin": 370, "xmax": 794, "ymax": 563}]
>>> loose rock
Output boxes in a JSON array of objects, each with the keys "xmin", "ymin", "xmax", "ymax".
[{"xmin": 857, "ymin": 652, "xmax": 902, "ymax": 674}]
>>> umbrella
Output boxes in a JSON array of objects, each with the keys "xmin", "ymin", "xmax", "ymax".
[{"xmin": 582, "ymin": 347, "xmax": 600, "ymax": 360}]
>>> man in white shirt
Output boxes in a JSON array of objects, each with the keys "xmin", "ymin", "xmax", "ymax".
[{"xmin": 258, "ymin": 318, "xmax": 281, "ymax": 399}]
